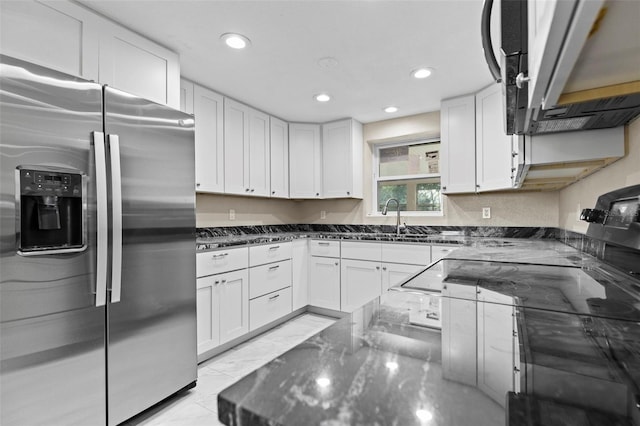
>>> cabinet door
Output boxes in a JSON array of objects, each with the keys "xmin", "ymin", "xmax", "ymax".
[
  {"xmin": 477, "ymin": 288, "xmax": 516, "ymax": 408},
  {"xmin": 224, "ymin": 98, "xmax": 249, "ymax": 195},
  {"xmin": 270, "ymin": 117, "xmax": 289, "ymax": 198},
  {"xmin": 440, "ymin": 95, "xmax": 476, "ymax": 194},
  {"xmin": 0, "ymin": 1, "xmax": 100, "ymax": 80},
  {"xmin": 291, "ymin": 240, "xmax": 309, "ymax": 311},
  {"xmin": 381, "ymin": 243, "xmax": 429, "ymax": 266},
  {"xmin": 322, "ymin": 120, "xmax": 362, "ymax": 198},
  {"xmin": 289, "ymin": 123, "xmax": 322, "ymax": 198},
  {"xmin": 194, "ymin": 85, "xmax": 224, "ymax": 193},
  {"xmin": 441, "ymin": 283, "xmax": 477, "ymax": 387},
  {"xmin": 308, "ymin": 257, "xmax": 340, "ymax": 310},
  {"xmin": 196, "ymin": 276, "xmax": 220, "ymax": 355},
  {"xmin": 247, "ymin": 108, "xmax": 270, "ymax": 196},
  {"xmin": 475, "ymin": 84, "xmax": 513, "ymax": 192},
  {"xmin": 98, "ymin": 22, "xmax": 180, "ymax": 109},
  {"xmin": 179, "ymin": 79, "xmax": 194, "ymax": 114},
  {"xmin": 382, "ymin": 263, "xmax": 422, "ymax": 291},
  {"xmin": 340, "ymin": 259, "xmax": 382, "ymax": 313},
  {"xmin": 218, "ymin": 269, "xmax": 249, "ymax": 344},
  {"xmin": 341, "ymin": 241, "xmax": 381, "ymax": 262}
]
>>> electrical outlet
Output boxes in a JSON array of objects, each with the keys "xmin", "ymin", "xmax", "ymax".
[
  {"xmin": 229, "ymin": 209, "xmax": 236, "ymax": 220},
  {"xmin": 320, "ymin": 210, "xmax": 327, "ymax": 220},
  {"xmin": 482, "ymin": 207, "xmax": 491, "ymax": 219}
]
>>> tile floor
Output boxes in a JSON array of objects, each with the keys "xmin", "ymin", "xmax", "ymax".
[{"xmin": 123, "ymin": 313, "xmax": 336, "ymax": 426}]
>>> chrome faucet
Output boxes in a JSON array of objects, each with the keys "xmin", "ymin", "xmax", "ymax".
[{"xmin": 382, "ymin": 198, "xmax": 405, "ymax": 235}]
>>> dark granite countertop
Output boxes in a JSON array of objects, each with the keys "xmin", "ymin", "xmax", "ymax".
[
  {"xmin": 217, "ymin": 237, "xmax": 640, "ymax": 426},
  {"xmin": 195, "ymin": 225, "xmax": 557, "ymax": 251}
]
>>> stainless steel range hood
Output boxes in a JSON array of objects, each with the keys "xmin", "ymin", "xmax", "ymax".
[{"xmin": 525, "ymin": 0, "xmax": 640, "ymax": 135}]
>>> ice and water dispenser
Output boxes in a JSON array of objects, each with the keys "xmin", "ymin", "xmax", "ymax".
[{"xmin": 17, "ymin": 166, "xmax": 86, "ymax": 254}]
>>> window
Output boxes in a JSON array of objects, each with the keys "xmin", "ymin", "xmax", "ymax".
[{"xmin": 373, "ymin": 139, "xmax": 442, "ymax": 215}]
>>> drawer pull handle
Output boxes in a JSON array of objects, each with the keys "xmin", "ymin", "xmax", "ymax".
[
  {"xmin": 269, "ymin": 294, "xmax": 280, "ymax": 300},
  {"xmin": 318, "ymin": 242, "xmax": 330, "ymax": 246},
  {"xmin": 214, "ymin": 280, "xmax": 220, "ymax": 285},
  {"xmin": 212, "ymin": 253, "xmax": 228, "ymax": 259},
  {"xmin": 269, "ymin": 265, "xmax": 280, "ymax": 271},
  {"xmin": 269, "ymin": 246, "xmax": 280, "ymax": 250},
  {"xmin": 221, "ymin": 279, "xmax": 227, "ymax": 284}
]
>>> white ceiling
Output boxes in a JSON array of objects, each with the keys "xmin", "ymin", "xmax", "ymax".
[{"xmin": 77, "ymin": 0, "xmax": 496, "ymax": 123}]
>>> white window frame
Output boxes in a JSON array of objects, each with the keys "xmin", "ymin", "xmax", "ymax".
[{"xmin": 369, "ymin": 137, "xmax": 443, "ymax": 217}]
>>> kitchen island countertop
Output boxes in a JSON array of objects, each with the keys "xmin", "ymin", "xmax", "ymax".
[{"xmin": 216, "ymin": 238, "xmax": 640, "ymax": 426}]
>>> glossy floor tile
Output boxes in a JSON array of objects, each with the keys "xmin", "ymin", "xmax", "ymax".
[{"xmin": 123, "ymin": 313, "xmax": 335, "ymax": 426}]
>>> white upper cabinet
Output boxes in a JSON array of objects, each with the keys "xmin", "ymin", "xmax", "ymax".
[
  {"xmin": 0, "ymin": 1, "xmax": 100, "ymax": 81},
  {"xmin": 440, "ymin": 94, "xmax": 477, "ymax": 194},
  {"xmin": 321, "ymin": 119, "xmax": 363, "ymax": 199},
  {"xmin": 188, "ymin": 82, "xmax": 224, "ymax": 193},
  {"xmin": 224, "ymin": 98, "xmax": 270, "ymax": 197},
  {"xmin": 179, "ymin": 79, "xmax": 194, "ymax": 115},
  {"xmin": 289, "ymin": 123, "xmax": 322, "ymax": 199},
  {"xmin": 0, "ymin": 0, "xmax": 180, "ymax": 108},
  {"xmin": 98, "ymin": 23, "xmax": 180, "ymax": 109},
  {"xmin": 270, "ymin": 117, "xmax": 289, "ymax": 198},
  {"xmin": 224, "ymin": 98, "xmax": 249, "ymax": 195},
  {"xmin": 475, "ymin": 84, "xmax": 514, "ymax": 192},
  {"xmin": 247, "ymin": 108, "xmax": 271, "ymax": 197}
]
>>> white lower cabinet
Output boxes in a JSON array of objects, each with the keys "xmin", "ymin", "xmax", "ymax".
[
  {"xmin": 196, "ymin": 269, "xmax": 249, "ymax": 355},
  {"xmin": 340, "ymin": 259, "xmax": 382, "ymax": 313},
  {"xmin": 249, "ymin": 287, "xmax": 292, "ymax": 331},
  {"xmin": 441, "ymin": 283, "xmax": 477, "ymax": 387},
  {"xmin": 308, "ymin": 256, "xmax": 341, "ymax": 310},
  {"xmin": 477, "ymin": 288, "xmax": 518, "ymax": 408},
  {"xmin": 382, "ymin": 263, "xmax": 423, "ymax": 291},
  {"xmin": 291, "ymin": 240, "xmax": 309, "ymax": 311}
]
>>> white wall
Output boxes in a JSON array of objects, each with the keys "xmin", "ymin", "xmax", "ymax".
[{"xmin": 559, "ymin": 117, "xmax": 640, "ymax": 233}]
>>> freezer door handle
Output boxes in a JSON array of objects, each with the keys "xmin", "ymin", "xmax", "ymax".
[
  {"xmin": 108, "ymin": 134, "xmax": 123, "ymax": 303},
  {"xmin": 93, "ymin": 131, "xmax": 108, "ymax": 307}
]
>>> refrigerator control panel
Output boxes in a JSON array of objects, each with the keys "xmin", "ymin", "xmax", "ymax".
[
  {"xmin": 19, "ymin": 169, "xmax": 82, "ymax": 197},
  {"xmin": 16, "ymin": 166, "xmax": 87, "ymax": 255}
]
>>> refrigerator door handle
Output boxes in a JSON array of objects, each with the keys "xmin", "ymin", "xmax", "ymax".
[
  {"xmin": 93, "ymin": 131, "xmax": 108, "ymax": 307},
  {"xmin": 108, "ymin": 134, "xmax": 123, "ymax": 303}
]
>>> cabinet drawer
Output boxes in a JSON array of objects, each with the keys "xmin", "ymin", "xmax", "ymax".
[
  {"xmin": 249, "ymin": 242, "xmax": 292, "ymax": 267},
  {"xmin": 249, "ymin": 287, "xmax": 292, "ymax": 331},
  {"xmin": 340, "ymin": 241, "xmax": 381, "ymax": 261},
  {"xmin": 381, "ymin": 243, "xmax": 430, "ymax": 266},
  {"xmin": 431, "ymin": 245, "xmax": 459, "ymax": 263},
  {"xmin": 309, "ymin": 239, "xmax": 340, "ymax": 257},
  {"xmin": 249, "ymin": 260, "xmax": 292, "ymax": 299},
  {"xmin": 196, "ymin": 247, "xmax": 248, "ymax": 277}
]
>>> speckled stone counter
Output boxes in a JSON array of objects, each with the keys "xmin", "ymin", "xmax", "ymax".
[
  {"xmin": 216, "ymin": 238, "xmax": 640, "ymax": 426},
  {"xmin": 195, "ymin": 225, "xmax": 556, "ymax": 251}
]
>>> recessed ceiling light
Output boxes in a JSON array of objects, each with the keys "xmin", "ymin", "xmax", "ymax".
[
  {"xmin": 220, "ymin": 33, "xmax": 251, "ymax": 49},
  {"xmin": 384, "ymin": 106, "xmax": 398, "ymax": 113},
  {"xmin": 316, "ymin": 377, "xmax": 331, "ymax": 388},
  {"xmin": 318, "ymin": 57, "xmax": 339, "ymax": 68},
  {"xmin": 314, "ymin": 93, "xmax": 331, "ymax": 102},
  {"xmin": 411, "ymin": 68, "xmax": 433, "ymax": 79},
  {"xmin": 415, "ymin": 409, "xmax": 433, "ymax": 422}
]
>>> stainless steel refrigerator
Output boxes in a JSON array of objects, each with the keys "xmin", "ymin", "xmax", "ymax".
[{"xmin": 0, "ymin": 55, "xmax": 197, "ymax": 425}]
